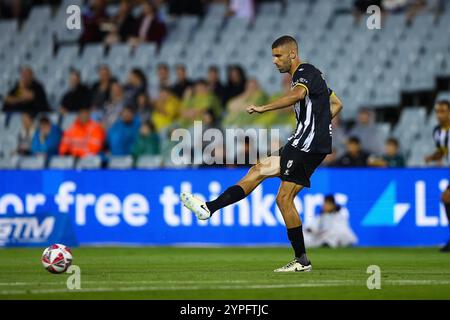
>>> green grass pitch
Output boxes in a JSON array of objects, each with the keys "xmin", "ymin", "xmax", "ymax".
[{"xmin": 1, "ymin": 247, "xmax": 449, "ymax": 299}]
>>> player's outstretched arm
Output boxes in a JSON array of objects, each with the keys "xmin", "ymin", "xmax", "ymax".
[
  {"xmin": 330, "ymin": 92, "xmax": 343, "ymax": 119},
  {"xmin": 247, "ymin": 85, "xmax": 306, "ymax": 114}
]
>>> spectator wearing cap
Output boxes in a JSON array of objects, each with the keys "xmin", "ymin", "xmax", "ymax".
[
  {"xmin": 59, "ymin": 107, "xmax": 105, "ymax": 158},
  {"xmin": 31, "ymin": 116, "xmax": 62, "ymax": 157},
  {"xmin": 3, "ymin": 66, "xmax": 49, "ymax": 115}
]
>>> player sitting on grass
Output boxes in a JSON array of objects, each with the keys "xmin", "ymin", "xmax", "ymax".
[{"xmin": 181, "ymin": 35, "xmax": 343, "ymax": 272}]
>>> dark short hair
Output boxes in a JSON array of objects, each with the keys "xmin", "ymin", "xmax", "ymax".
[
  {"xmin": 324, "ymin": 194, "xmax": 336, "ymax": 205},
  {"xmin": 385, "ymin": 137, "xmax": 399, "ymax": 147},
  {"xmin": 39, "ymin": 116, "xmax": 51, "ymax": 125},
  {"xmin": 437, "ymin": 100, "xmax": 450, "ymax": 109},
  {"xmin": 157, "ymin": 63, "xmax": 169, "ymax": 71},
  {"xmin": 196, "ymin": 79, "xmax": 208, "ymax": 86},
  {"xmin": 272, "ymin": 35, "xmax": 298, "ymax": 50},
  {"xmin": 348, "ymin": 136, "xmax": 360, "ymax": 144}
]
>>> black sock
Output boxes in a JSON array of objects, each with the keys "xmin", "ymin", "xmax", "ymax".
[
  {"xmin": 206, "ymin": 185, "xmax": 246, "ymax": 215},
  {"xmin": 287, "ymin": 226, "xmax": 309, "ymax": 265}
]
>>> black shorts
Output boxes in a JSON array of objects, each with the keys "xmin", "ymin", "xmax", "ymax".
[{"xmin": 278, "ymin": 144, "xmax": 326, "ymax": 188}]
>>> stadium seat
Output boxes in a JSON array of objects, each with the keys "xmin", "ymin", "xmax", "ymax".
[
  {"xmin": 76, "ymin": 156, "xmax": 102, "ymax": 169},
  {"xmin": 18, "ymin": 156, "xmax": 46, "ymax": 169},
  {"xmin": 0, "ymin": 156, "xmax": 19, "ymax": 169},
  {"xmin": 136, "ymin": 155, "xmax": 163, "ymax": 169},
  {"xmin": 108, "ymin": 156, "xmax": 134, "ymax": 169},
  {"xmin": 48, "ymin": 156, "xmax": 75, "ymax": 169}
]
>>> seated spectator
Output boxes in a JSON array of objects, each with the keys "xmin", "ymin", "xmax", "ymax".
[
  {"xmin": 90, "ymin": 64, "xmax": 115, "ymax": 110},
  {"xmin": 131, "ymin": 121, "xmax": 161, "ymax": 160},
  {"xmin": 17, "ymin": 112, "xmax": 36, "ymax": 156},
  {"xmin": 129, "ymin": 1, "xmax": 167, "ymax": 48},
  {"xmin": 222, "ymin": 78, "xmax": 268, "ymax": 127},
  {"xmin": 100, "ymin": 81, "xmax": 126, "ymax": 130},
  {"xmin": 137, "ymin": 93, "xmax": 153, "ymax": 124},
  {"xmin": 304, "ymin": 195, "xmax": 358, "ymax": 248},
  {"xmin": 103, "ymin": 0, "xmax": 136, "ymax": 44},
  {"xmin": 334, "ymin": 136, "xmax": 369, "ymax": 167},
  {"xmin": 223, "ymin": 65, "xmax": 247, "ymax": 104},
  {"xmin": 59, "ymin": 107, "xmax": 105, "ymax": 158},
  {"xmin": 60, "ymin": 69, "xmax": 92, "ymax": 114},
  {"xmin": 171, "ymin": 64, "xmax": 193, "ymax": 98},
  {"xmin": 207, "ymin": 65, "xmax": 225, "ymax": 105},
  {"xmin": 368, "ymin": 137, "xmax": 405, "ymax": 167},
  {"xmin": 226, "ymin": 0, "xmax": 255, "ymax": 22},
  {"xmin": 123, "ymin": 68, "xmax": 148, "ymax": 110},
  {"xmin": 107, "ymin": 106, "xmax": 140, "ymax": 156},
  {"xmin": 157, "ymin": 63, "xmax": 171, "ymax": 89},
  {"xmin": 31, "ymin": 116, "xmax": 62, "ymax": 157},
  {"xmin": 3, "ymin": 66, "xmax": 49, "ymax": 115},
  {"xmin": 180, "ymin": 80, "xmax": 221, "ymax": 128},
  {"xmin": 348, "ymin": 108, "xmax": 383, "ymax": 155},
  {"xmin": 168, "ymin": 0, "xmax": 205, "ymax": 16},
  {"xmin": 151, "ymin": 86, "xmax": 181, "ymax": 132},
  {"xmin": 79, "ymin": 0, "xmax": 109, "ymax": 45},
  {"xmin": 331, "ymin": 114, "xmax": 348, "ymax": 157}
]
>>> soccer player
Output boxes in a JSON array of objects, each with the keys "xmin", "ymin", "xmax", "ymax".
[
  {"xmin": 425, "ymin": 100, "xmax": 450, "ymax": 252},
  {"xmin": 181, "ymin": 35, "xmax": 343, "ymax": 272}
]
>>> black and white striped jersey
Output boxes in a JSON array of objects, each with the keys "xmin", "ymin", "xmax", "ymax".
[
  {"xmin": 288, "ymin": 63, "xmax": 332, "ymax": 154},
  {"xmin": 433, "ymin": 125, "xmax": 450, "ymax": 165}
]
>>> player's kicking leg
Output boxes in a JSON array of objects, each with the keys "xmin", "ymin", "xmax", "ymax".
[{"xmin": 180, "ymin": 155, "xmax": 280, "ymax": 220}]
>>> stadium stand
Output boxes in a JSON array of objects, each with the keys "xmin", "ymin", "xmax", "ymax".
[{"xmin": 1, "ymin": 0, "xmax": 449, "ymax": 168}]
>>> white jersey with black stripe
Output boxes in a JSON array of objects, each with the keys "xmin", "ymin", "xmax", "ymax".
[
  {"xmin": 288, "ymin": 63, "xmax": 332, "ymax": 154},
  {"xmin": 433, "ymin": 125, "xmax": 450, "ymax": 165}
]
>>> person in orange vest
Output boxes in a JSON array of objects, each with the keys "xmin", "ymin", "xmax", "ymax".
[{"xmin": 59, "ymin": 107, "xmax": 106, "ymax": 158}]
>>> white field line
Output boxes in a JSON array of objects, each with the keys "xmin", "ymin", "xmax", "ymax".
[{"xmin": 1, "ymin": 279, "xmax": 450, "ymax": 295}]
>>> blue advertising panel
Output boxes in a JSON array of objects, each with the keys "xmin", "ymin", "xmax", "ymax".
[{"xmin": 0, "ymin": 168, "xmax": 448, "ymax": 247}]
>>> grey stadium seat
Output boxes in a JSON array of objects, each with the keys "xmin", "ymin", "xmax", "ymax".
[
  {"xmin": 19, "ymin": 156, "xmax": 46, "ymax": 169},
  {"xmin": 0, "ymin": 156, "xmax": 19, "ymax": 169},
  {"xmin": 48, "ymin": 156, "xmax": 75, "ymax": 169},
  {"xmin": 108, "ymin": 156, "xmax": 133, "ymax": 169},
  {"xmin": 76, "ymin": 156, "xmax": 102, "ymax": 169},
  {"xmin": 136, "ymin": 155, "xmax": 163, "ymax": 169}
]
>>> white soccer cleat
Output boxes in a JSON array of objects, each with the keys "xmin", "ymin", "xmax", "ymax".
[
  {"xmin": 180, "ymin": 192, "xmax": 211, "ymax": 220},
  {"xmin": 274, "ymin": 259, "xmax": 312, "ymax": 273}
]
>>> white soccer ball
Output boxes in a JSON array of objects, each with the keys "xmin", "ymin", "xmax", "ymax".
[{"xmin": 41, "ymin": 244, "xmax": 73, "ymax": 274}]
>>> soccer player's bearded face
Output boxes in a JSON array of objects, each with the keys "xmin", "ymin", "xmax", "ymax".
[{"xmin": 272, "ymin": 46, "xmax": 292, "ymax": 73}]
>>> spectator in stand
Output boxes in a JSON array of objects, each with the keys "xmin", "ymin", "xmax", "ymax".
[
  {"xmin": 353, "ymin": 0, "xmax": 383, "ymax": 24},
  {"xmin": 226, "ymin": 0, "xmax": 255, "ymax": 22},
  {"xmin": 137, "ymin": 93, "xmax": 153, "ymax": 124},
  {"xmin": 90, "ymin": 64, "xmax": 114, "ymax": 110},
  {"xmin": 180, "ymin": 79, "xmax": 222, "ymax": 128},
  {"xmin": 368, "ymin": 137, "xmax": 405, "ymax": 167},
  {"xmin": 16, "ymin": 112, "xmax": 36, "ymax": 156},
  {"xmin": 79, "ymin": 0, "xmax": 109, "ymax": 45},
  {"xmin": 131, "ymin": 121, "xmax": 161, "ymax": 160},
  {"xmin": 59, "ymin": 107, "xmax": 105, "ymax": 158},
  {"xmin": 3, "ymin": 66, "xmax": 49, "ymax": 115},
  {"xmin": 334, "ymin": 136, "xmax": 370, "ymax": 167},
  {"xmin": 222, "ymin": 78, "xmax": 268, "ymax": 127},
  {"xmin": 31, "ymin": 116, "xmax": 62, "ymax": 157},
  {"xmin": 104, "ymin": 0, "xmax": 136, "ymax": 44},
  {"xmin": 101, "ymin": 80, "xmax": 126, "ymax": 130},
  {"xmin": 151, "ymin": 86, "xmax": 181, "ymax": 132},
  {"xmin": 107, "ymin": 106, "xmax": 140, "ymax": 156},
  {"xmin": 223, "ymin": 65, "xmax": 247, "ymax": 104},
  {"xmin": 167, "ymin": 0, "xmax": 205, "ymax": 16},
  {"xmin": 207, "ymin": 65, "xmax": 225, "ymax": 106},
  {"xmin": 0, "ymin": 0, "xmax": 30, "ymax": 22},
  {"xmin": 60, "ymin": 69, "xmax": 92, "ymax": 114},
  {"xmin": 331, "ymin": 114, "xmax": 348, "ymax": 157},
  {"xmin": 348, "ymin": 107, "xmax": 383, "ymax": 155},
  {"xmin": 171, "ymin": 64, "xmax": 193, "ymax": 98},
  {"xmin": 129, "ymin": 1, "xmax": 167, "ymax": 48},
  {"xmin": 123, "ymin": 68, "xmax": 148, "ymax": 110},
  {"xmin": 157, "ymin": 63, "xmax": 171, "ymax": 89}
]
